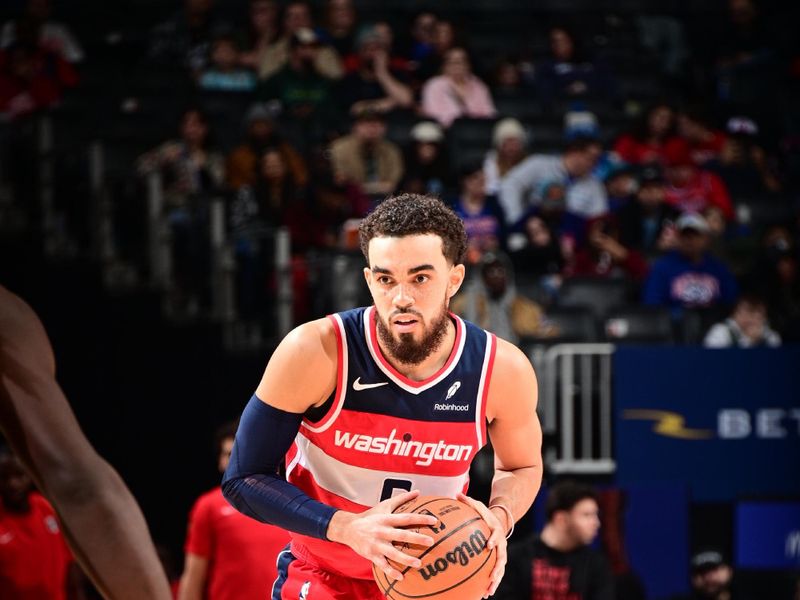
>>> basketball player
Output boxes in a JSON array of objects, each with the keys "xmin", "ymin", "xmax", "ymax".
[
  {"xmin": 223, "ymin": 194, "xmax": 543, "ymax": 599},
  {"xmin": 0, "ymin": 285, "xmax": 172, "ymax": 599}
]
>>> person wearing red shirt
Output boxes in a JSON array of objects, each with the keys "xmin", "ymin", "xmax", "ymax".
[
  {"xmin": 663, "ymin": 140, "xmax": 734, "ymax": 220},
  {"xmin": 178, "ymin": 422, "xmax": 290, "ymax": 600},
  {"xmin": 613, "ymin": 102, "xmax": 682, "ymax": 166},
  {"xmin": 0, "ymin": 451, "xmax": 80, "ymax": 600},
  {"xmin": 676, "ymin": 108, "xmax": 727, "ymax": 167},
  {"xmin": 566, "ymin": 214, "xmax": 649, "ymax": 283}
]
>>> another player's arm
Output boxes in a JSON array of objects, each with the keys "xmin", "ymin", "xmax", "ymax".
[
  {"xmin": 177, "ymin": 554, "xmax": 209, "ymax": 600},
  {"xmin": 221, "ymin": 319, "xmax": 436, "ymax": 580},
  {"xmin": 458, "ymin": 338, "xmax": 542, "ymax": 598},
  {"xmin": 0, "ymin": 286, "xmax": 172, "ymax": 600}
]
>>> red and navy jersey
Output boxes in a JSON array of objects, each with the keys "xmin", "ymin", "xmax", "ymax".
[{"xmin": 285, "ymin": 305, "xmax": 497, "ymax": 579}]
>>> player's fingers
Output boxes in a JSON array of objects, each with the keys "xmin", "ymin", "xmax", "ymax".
[
  {"xmin": 390, "ymin": 527, "xmax": 434, "ymax": 547},
  {"xmin": 373, "ymin": 554, "xmax": 405, "ymax": 582},
  {"xmin": 384, "ymin": 512, "xmax": 438, "ymax": 528},
  {"xmin": 487, "ymin": 545, "xmax": 507, "ymax": 596},
  {"xmin": 383, "ymin": 543, "xmax": 423, "ymax": 570},
  {"xmin": 456, "ymin": 493, "xmax": 503, "ymax": 548},
  {"xmin": 382, "ymin": 489, "xmax": 420, "ymax": 511}
]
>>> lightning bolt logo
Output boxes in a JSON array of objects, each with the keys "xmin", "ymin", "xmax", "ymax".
[{"xmin": 623, "ymin": 410, "xmax": 714, "ymax": 439}]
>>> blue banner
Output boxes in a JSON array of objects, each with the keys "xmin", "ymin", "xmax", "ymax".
[
  {"xmin": 736, "ymin": 502, "xmax": 800, "ymax": 569},
  {"xmin": 614, "ymin": 346, "xmax": 800, "ymax": 502}
]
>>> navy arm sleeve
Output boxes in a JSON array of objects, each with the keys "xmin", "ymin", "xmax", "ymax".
[{"xmin": 221, "ymin": 395, "xmax": 338, "ymax": 540}]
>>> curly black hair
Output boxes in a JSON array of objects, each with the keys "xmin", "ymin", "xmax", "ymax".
[{"xmin": 358, "ymin": 194, "xmax": 467, "ymax": 266}]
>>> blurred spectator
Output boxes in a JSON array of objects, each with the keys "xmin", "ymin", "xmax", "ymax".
[
  {"xmin": 137, "ymin": 108, "xmax": 225, "ymax": 316},
  {"xmin": 509, "ymin": 214, "xmax": 566, "ymax": 285},
  {"xmin": 604, "ymin": 163, "xmax": 638, "ymax": 213},
  {"xmin": 329, "ymin": 109, "xmax": 403, "ymax": 197},
  {"xmin": 238, "ymin": 0, "xmax": 280, "ymax": 72},
  {"xmin": 643, "ymin": 213, "xmax": 738, "ymax": 315},
  {"xmin": 320, "ymin": 0, "xmax": 358, "ymax": 58},
  {"xmin": 636, "ymin": 15, "xmax": 688, "ymax": 78},
  {"xmin": 149, "ymin": 0, "xmax": 223, "ymax": 73},
  {"xmin": 401, "ymin": 120, "xmax": 451, "ymax": 196},
  {"xmin": 336, "ymin": 25, "xmax": 413, "ymax": 115},
  {"xmin": 450, "ymin": 252, "xmax": 554, "ymax": 344},
  {"xmin": 613, "ymin": 102, "xmax": 681, "ymax": 166},
  {"xmin": 421, "ymin": 46, "xmax": 495, "ymax": 128},
  {"xmin": 492, "ymin": 57, "xmax": 523, "ymax": 95},
  {"xmin": 177, "ymin": 422, "xmax": 290, "ymax": 600},
  {"xmin": 663, "ymin": 140, "xmax": 735, "ymax": 220},
  {"xmin": 704, "ymin": 293, "xmax": 781, "ymax": 347},
  {"xmin": 404, "ymin": 11, "xmax": 437, "ymax": 64},
  {"xmin": 566, "ymin": 214, "xmax": 649, "ymax": 283},
  {"xmin": 564, "ymin": 108, "xmax": 601, "ymax": 142},
  {"xmin": 1, "ymin": 0, "xmax": 84, "ymax": 63},
  {"xmin": 0, "ymin": 37, "xmax": 78, "ymax": 120},
  {"xmin": 677, "ymin": 106, "xmax": 728, "ymax": 167},
  {"xmin": 500, "ymin": 137, "xmax": 607, "ymax": 225},
  {"xmin": 257, "ymin": 1, "xmax": 342, "ymax": 81},
  {"xmin": 484, "ymin": 118, "xmax": 529, "ymax": 196},
  {"xmin": 452, "ymin": 162, "xmax": 506, "ymax": 263},
  {"xmin": 708, "ymin": 116, "xmax": 782, "ymax": 196},
  {"xmin": 227, "ymin": 102, "xmax": 307, "ymax": 191},
  {"xmin": 618, "ymin": 165, "xmax": 680, "ymax": 258},
  {"xmin": 669, "ymin": 549, "xmax": 754, "ymax": 600},
  {"xmin": 258, "ymin": 28, "xmax": 335, "ymax": 122},
  {"xmin": 199, "ymin": 34, "xmax": 256, "ymax": 92},
  {"xmin": 0, "ymin": 450, "xmax": 82, "ymax": 599},
  {"xmin": 535, "ymin": 24, "xmax": 616, "ymax": 106},
  {"xmin": 416, "ymin": 19, "xmax": 459, "ymax": 83},
  {"xmin": 495, "ymin": 480, "xmax": 615, "ymax": 600}
]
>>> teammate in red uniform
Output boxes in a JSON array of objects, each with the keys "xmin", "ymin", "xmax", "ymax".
[
  {"xmin": 0, "ymin": 285, "xmax": 172, "ymax": 599},
  {"xmin": 223, "ymin": 194, "xmax": 543, "ymax": 599},
  {"xmin": 178, "ymin": 421, "xmax": 290, "ymax": 600}
]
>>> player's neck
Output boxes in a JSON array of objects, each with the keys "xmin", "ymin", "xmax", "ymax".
[
  {"xmin": 540, "ymin": 523, "xmax": 579, "ymax": 553},
  {"xmin": 380, "ymin": 317, "xmax": 456, "ymax": 382}
]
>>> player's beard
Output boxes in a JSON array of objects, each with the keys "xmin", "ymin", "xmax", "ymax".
[{"xmin": 375, "ymin": 298, "xmax": 451, "ymax": 366}]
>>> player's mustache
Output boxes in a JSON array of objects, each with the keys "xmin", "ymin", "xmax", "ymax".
[{"xmin": 390, "ymin": 309, "xmax": 423, "ymax": 320}]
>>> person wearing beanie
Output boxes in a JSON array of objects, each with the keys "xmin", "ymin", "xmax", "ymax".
[{"xmin": 484, "ymin": 118, "xmax": 528, "ymax": 195}]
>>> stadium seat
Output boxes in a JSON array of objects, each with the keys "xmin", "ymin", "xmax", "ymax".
[
  {"xmin": 603, "ymin": 305, "xmax": 674, "ymax": 343},
  {"xmin": 557, "ymin": 277, "xmax": 630, "ymax": 317},
  {"xmin": 522, "ymin": 306, "xmax": 599, "ymax": 344}
]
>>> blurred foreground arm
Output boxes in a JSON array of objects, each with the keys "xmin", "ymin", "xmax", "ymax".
[{"xmin": 0, "ymin": 285, "xmax": 171, "ymax": 600}]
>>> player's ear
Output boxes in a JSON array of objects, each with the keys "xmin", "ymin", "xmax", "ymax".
[
  {"xmin": 363, "ymin": 266, "xmax": 372, "ymax": 287},
  {"xmin": 447, "ymin": 263, "xmax": 465, "ymax": 299}
]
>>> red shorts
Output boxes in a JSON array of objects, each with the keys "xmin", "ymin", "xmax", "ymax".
[{"xmin": 273, "ymin": 543, "xmax": 384, "ymax": 600}]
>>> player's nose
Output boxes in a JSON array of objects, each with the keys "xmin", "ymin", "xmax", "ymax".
[{"xmin": 392, "ymin": 284, "xmax": 414, "ymax": 308}]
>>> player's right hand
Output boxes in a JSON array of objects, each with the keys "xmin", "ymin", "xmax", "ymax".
[{"xmin": 326, "ymin": 490, "xmax": 437, "ymax": 581}]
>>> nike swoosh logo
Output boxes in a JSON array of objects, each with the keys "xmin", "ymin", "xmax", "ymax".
[{"xmin": 353, "ymin": 377, "xmax": 389, "ymax": 391}]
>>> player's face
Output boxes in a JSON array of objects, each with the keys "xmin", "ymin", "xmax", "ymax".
[
  {"xmin": 218, "ymin": 437, "xmax": 234, "ymax": 473},
  {"xmin": 365, "ymin": 234, "xmax": 465, "ymax": 365},
  {"xmin": 566, "ymin": 498, "xmax": 601, "ymax": 546}
]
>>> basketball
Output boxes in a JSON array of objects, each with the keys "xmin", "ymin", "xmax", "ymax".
[{"xmin": 372, "ymin": 496, "xmax": 496, "ymax": 600}]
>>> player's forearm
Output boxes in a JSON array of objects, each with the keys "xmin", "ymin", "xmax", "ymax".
[{"xmin": 488, "ymin": 466, "xmax": 541, "ymax": 533}]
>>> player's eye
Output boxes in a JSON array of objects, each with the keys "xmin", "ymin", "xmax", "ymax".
[
  {"xmin": 414, "ymin": 274, "xmax": 429, "ymax": 284},
  {"xmin": 378, "ymin": 276, "xmax": 392, "ymax": 285}
]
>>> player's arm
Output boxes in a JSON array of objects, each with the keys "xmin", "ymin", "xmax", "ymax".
[
  {"xmin": 0, "ymin": 286, "xmax": 172, "ymax": 600},
  {"xmin": 221, "ymin": 318, "xmax": 437, "ymax": 581},
  {"xmin": 177, "ymin": 554, "xmax": 208, "ymax": 600},
  {"xmin": 458, "ymin": 338, "xmax": 543, "ymax": 598}
]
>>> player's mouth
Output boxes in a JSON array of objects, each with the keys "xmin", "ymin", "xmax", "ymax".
[{"xmin": 392, "ymin": 316, "xmax": 419, "ymax": 332}]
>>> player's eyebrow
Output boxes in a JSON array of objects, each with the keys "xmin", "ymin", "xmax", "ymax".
[{"xmin": 371, "ymin": 264, "xmax": 435, "ymax": 275}]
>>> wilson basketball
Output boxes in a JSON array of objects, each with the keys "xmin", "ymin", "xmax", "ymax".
[{"xmin": 372, "ymin": 496, "xmax": 496, "ymax": 600}]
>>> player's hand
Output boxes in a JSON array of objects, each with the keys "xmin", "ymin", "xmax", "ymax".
[
  {"xmin": 456, "ymin": 493, "xmax": 508, "ymax": 599},
  {"xmin": 327, "ymin": 490, "xmax": 437, "ymax": 581}
]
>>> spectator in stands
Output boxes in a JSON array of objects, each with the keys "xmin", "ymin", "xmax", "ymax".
[
  {"xmin": 495, "ymin": 480, "xmax": 615, "ymax": 600},
  {"xmin": 676, "ymin": 106, "xmax": 727, "ymax": 167},
  {"xmin": 1, "ymin": 0, "xmax": 84, "ymax": 63},
  {"xmin": 320, "ymin": 0, "xmax": 358, "ymax": 59},
  {"xmin": 509, "ymin": 214, "xmax": 566, "ymax": 286},
  {"xmin": 416, "ymin": 19, "xmax": 459, "ymax": 83},
  {"xmin": 199, "ymin": 34, "xmax": 256, "ymax": 92},
  {"xmin": 636, "ymin": 14, "xmax": 688, "ymax": 78},
  {"xmin": 401, "ymin": 120, "xmax": 451, "ymax": 196},
  {"xmin": 450, "ymin": 252, "xmax": 555, "ymax": 344},
  {"xmin": 492, "ymin": 57, "xmax": 523, "ymax": 95},
  {"xmin": 238, "ymin": 0, "xmax": 280, "ymax": 72},
  {"xmin": 404, "ymin": 11, "xmax": 437, "ymax": 64},
  {"xmin": 500, "ymin": 137, "xmax": 607, "ymax": 226},
  {"xmin": 669, "ymin": 549, "xmax": 754, "ymax": 600},
  {"xmin": 257, "ymin": 1, "xmax": 342, "ymax": 81},
  {"xmin": 643, "ymin": 212, "xmax": 738, "ymax": 316},
  {"xmin": 566, "ymin": 214, "xmax": 649, "ymax": 283},
  {"xmin": 484, "ymin": 118, "xmax": 529, "ymax": 196},
  {"xmin": 0, "ymin": 450, "xmax": 82, "ymax": 599},
  {"xmin": 227, "ymin": 102, "xmax": 307, "ymax": 191},
  {"xmin": 335, "ymin": 25, "xmax": 413, "ymax": 116},
  {"xmin": 618, "ymin": 165, "xmax": 680, "ymax": 258},
  {"xmin": 149, "ymin": 0, "xmax": 223, "ymax": 73},
  {"xmin": 535, "ymin": 24, "xmax": 616, "ymax": 106},
  {"xmin": 708, "ymin": 116, "xmax": 782, "ymax": 197},
  {"xmin": 604, "ymin": 163, "xmax": 639, "ymax": 213},
  {"xmin": 178, "ymin": 422, "xmax": 290, "ymax": 600},
  {"xmin": 613, "ymin": 102, "xmax": 681, "ymax": 166},
  {"xmin": 452, "ymin": 162, "xmax": 506, "ymax": 263},
  {"xmin": 0, "ymin": 34, "xmax": 78, "ymax": 120},
  {"xmin": 137, "ymin": 108, "xmax": 225, "ymax": 316},
  {"xmin": 704, "ymin": 293, "xmax": 781, "ymax": 347},
  {"xmin": 663, "ymin": 140, "xmax": 735, "ymax": 220},
  {"xmin": 421, "ymin": 46, "xmax": 496, "ymax": 128},
  {"xmin": 258, "ymin": 28, "xmax": 335, "ymax": 123},
  {"xmin": 329, "ymin": 108, "xmax": 403, "ymax": 198}
]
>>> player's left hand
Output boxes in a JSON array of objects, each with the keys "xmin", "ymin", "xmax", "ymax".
[{"xmin": 456, "ymin": 493, "xmax": 507, "ymax": 599}]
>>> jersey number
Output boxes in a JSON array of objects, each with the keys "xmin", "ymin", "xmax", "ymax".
[{"xmin": 379, "ymin": 478, "xmax": 413, "ymax": 501}]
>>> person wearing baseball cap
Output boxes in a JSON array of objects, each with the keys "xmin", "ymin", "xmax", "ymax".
[{"xmin": 668, "ymin": 549, "xmax": 754, "ymax": 600}]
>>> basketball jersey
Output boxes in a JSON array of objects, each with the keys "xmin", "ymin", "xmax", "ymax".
[{"xmin": 285, "ymin": 305, "xmax": 497, "ymax": 580}]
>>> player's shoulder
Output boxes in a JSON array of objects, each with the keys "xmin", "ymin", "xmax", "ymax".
[
  {"xmin": 278, "ymin": 317, "xmax": 338, "ymax": 360},
  {"xmin": 492, "ymin": 336, "xmax": 535, "ymax": 378}
]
